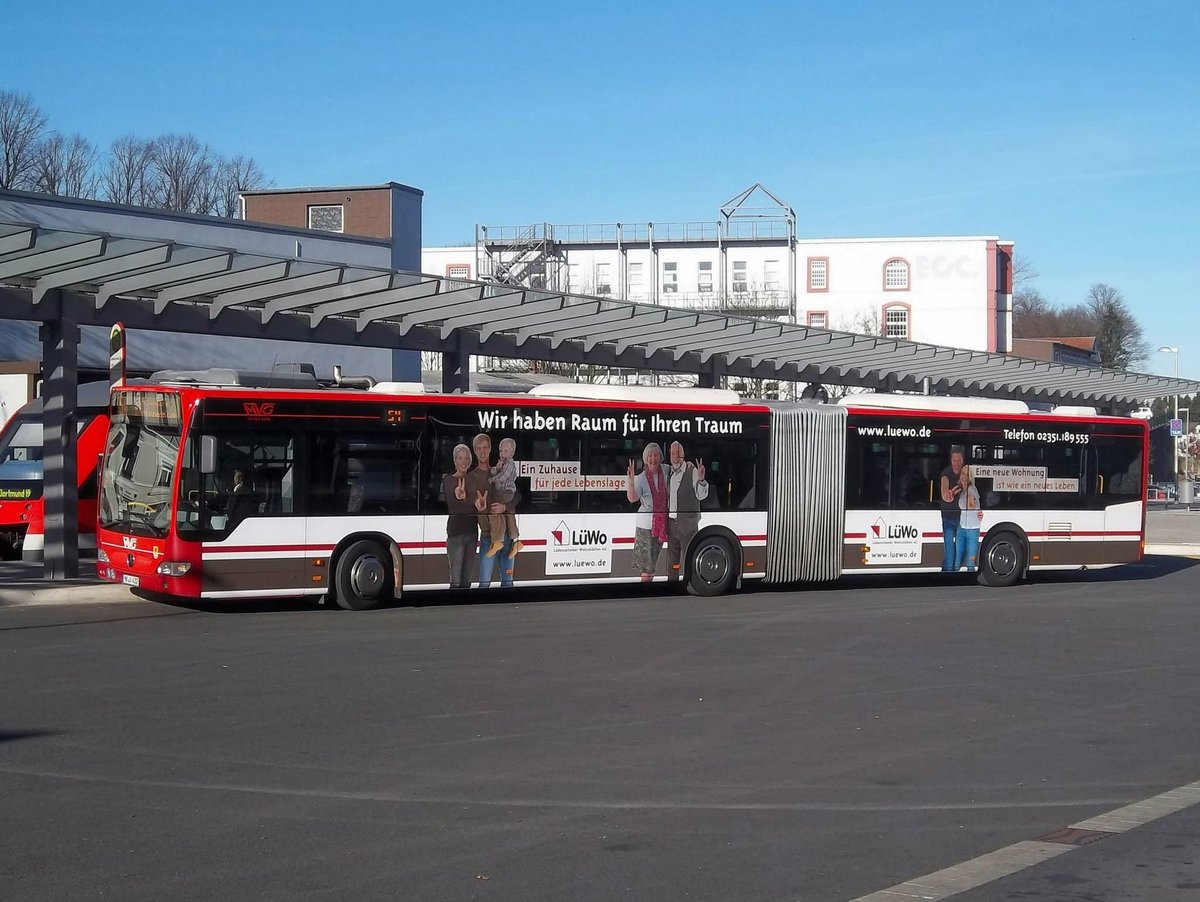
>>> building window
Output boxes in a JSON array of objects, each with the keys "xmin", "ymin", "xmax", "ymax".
[
  {"xmin": 307, "ymin": 204, "xmax": 344, "ymax": 233},
  {"xmin": 807, "ymin": 311, "xmax": 828, "ymax": 329},
  {"xmin": 764, "ymin": 259, "xmax": 781, "ymax": 291},
  {"xmin": 732, "ymin": 260, "xmax": 748, "ymax": 293},
  {"xmin": 698, "ymin": 261, "xmax": 713, "ymax": 292},
  {"xmin": 883, "ymin": 303, "xmax": 911, "ymax": 340},
  {"xmin": 808, "ymin": 257, "xmax": 828, "ymax": 292},
  {"xmin": 628, "ymin": 261, "xmax": 643, "ymax": 293},
  {"xmin": 662, "ymin": 261, "xmax": 678, "ymax": 293},
  {"xmin": 446, "ymin": 264, "xmax": 471, "ymax": 279},
  {"xmin": 595, "ymin": 262, "xmax": 612, "ymax": 295},
  {"xmin": 883, "ymin": 258, "xmax": 910, "ymax": 291}
]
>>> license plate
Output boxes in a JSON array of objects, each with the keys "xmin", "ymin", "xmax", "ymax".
[{"xmin": 122, "ymin": 574, "xmax": 140, "ymax": 587}]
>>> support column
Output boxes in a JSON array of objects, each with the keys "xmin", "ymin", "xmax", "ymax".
[
  {"xmin": 441, "ymin": 336, "xmax": 471, "ymax": 394},
  {"xmin": 697, "ymin": 359, "xmax": 724, "ymax": 389},
  {"xmin": 40, "ymin": 312, "xmax": 80, "ymax": 579}
]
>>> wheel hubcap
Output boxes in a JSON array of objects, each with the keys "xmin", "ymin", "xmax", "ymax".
[
  {"xmin": 988, "ymin": 542, "xmax": 1017, "ymax": 578},
  {"xmin": 695, "ymin": 543, "xmax": 730, "ymax": 585},
  {"xmin": 350, "ymin": 554, "xmax": 386, "ymax": 597}
]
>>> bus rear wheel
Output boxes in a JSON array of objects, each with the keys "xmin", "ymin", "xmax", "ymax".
[
  {"xmin": 333, "ymin": 539, "xmax": 392, "ymax": 610},
  {"xmin": 978, "ymin": 531, "xmax": 1025, "ymax": 588},
  {"xmin": 686, "ymin": 535, "xmax": 738, "ymax": 597}
]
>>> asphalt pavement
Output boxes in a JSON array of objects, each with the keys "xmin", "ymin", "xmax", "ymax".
[{"xmin": 2, "ymin": 557, "xmax": 1199, "ymax": 900}]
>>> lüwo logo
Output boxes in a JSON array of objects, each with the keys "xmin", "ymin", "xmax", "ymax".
[
  {"xmin": 872, "ymin": 518, "xmax": 918, "ymax": 539},
  {"xmin": 552, "ymin": 521, "xmax": 607, "ymax": 546}
]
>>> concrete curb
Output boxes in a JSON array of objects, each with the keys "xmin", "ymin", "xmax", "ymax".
[{"xmin": 0, "ymin": 583, "xmax": 134, "ymax": 607}]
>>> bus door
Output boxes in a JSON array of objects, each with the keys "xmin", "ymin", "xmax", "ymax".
[{"xmin": 305, "ymin": 425, "xmax": 424, "ymax": 584}]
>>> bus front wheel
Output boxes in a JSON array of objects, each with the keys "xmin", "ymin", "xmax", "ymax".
[
  {"xmin": 686, "ymin": 535, "xmax": 738, "ymax": 597},
  {"xmin": 333, "ymin": 539, "xmax": 392, "ymax": 610},
  {"xmin": 978, "ymin": 531, "xmax": 1025, "ymax": 588}
]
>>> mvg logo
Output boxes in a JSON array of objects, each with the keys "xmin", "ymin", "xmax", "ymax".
[
  {"xmin": 243, "ymin": 401, "xmax": 277, "ymax": 421},
  {"xmin": 122, "ymin": 535, "xmax": 138, "ymax": 549},
  {"xmin": 871, "ymin": 518, "xmax": 918, "ymax": 539},
  {"xmin": 551, "ymin": 520, "xmax": 607, "ymax": 546}
]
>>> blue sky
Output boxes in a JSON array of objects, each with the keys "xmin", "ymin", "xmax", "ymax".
[{"xmin": 4, "ymin": 0, "xmax": 1198, "ymax": 379}]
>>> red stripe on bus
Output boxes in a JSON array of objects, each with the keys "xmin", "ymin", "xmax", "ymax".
[{"xmin": 203, "ymin": 544, "xmax": 336, "ymax": 553}]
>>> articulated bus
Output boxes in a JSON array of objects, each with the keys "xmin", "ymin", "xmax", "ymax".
[
  {"xmin": 95, "ymin": 373, "xmax": 1148, "ymax": 608},
  {"xmin": 0, "ymin": 381, "xmax": 113, "ymax": 560}
]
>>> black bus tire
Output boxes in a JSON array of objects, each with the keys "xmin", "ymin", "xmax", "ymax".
[
  {"xmin": 333, "ymin": 539, "xmax": 392, "ymax": 610},
  {"xmin": 686, "ymin": 534, "xmax": 738, "ymax": 597},
  {"xmin": 978, "ymin": 531, "xmax": 1025, "ymax": 588}
]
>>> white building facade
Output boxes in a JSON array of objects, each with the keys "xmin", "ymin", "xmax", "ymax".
[{"xmin": 422, "ymin": 186, "xmax": 1014, "ymax": 357}]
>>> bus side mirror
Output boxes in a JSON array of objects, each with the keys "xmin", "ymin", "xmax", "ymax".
[{"xmin": 200, "ymin": 435, "xmax": 217, "ymax": 475}]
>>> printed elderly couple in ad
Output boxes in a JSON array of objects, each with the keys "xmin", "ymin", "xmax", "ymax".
[
  {"xmin": 625, "ymin": 440, "xmax": 710, "ymax": 582},
  {"xmin": 442, "ymin": 435, "xmax": 711, "ymax": 587}
]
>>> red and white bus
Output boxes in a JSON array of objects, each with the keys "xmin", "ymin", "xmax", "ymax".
[
  {"xmin": 0, "ymin": 381, "xmax": 113, "ymax": 561},
  {"xmin": 95, "ymin": 373, "xmax": 1148, "ymax": 607}
]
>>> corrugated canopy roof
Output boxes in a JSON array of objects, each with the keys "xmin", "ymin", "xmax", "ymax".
[{"xmin": 1, "ymin": 216, "xmax": 1195, "ymax": 406}]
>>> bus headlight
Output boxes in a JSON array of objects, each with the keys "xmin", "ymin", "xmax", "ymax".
[
  {"xmin": 97, "ymin": 549, "xmax": 109, "ymax": 563},
  {"xmin": 156, "ymin": 561, "xmax": 192, "ymax": 577}
]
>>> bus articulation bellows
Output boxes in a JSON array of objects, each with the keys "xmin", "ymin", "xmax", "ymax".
[{"xmin": 95, "ymin": 373, "xmax": 1148, "ymax": 608}]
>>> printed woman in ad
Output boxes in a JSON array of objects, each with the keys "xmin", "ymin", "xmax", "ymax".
[
  {"xmin": 956, "ymin": 465, "xmax": 984, "ymax": 571},
  {"xmin": 626, "ymin": 441, "xmax": 669, "ymax": 582}
]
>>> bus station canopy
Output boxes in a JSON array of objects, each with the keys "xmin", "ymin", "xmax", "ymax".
[{"xmin": 1, "ymin": 214, "xmax": 1197, "ymax": 407}]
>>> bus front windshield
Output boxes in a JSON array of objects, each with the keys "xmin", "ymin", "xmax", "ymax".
[{"xmin": 99, "ymin": 392, "xmax": 183, "ymax": 539}]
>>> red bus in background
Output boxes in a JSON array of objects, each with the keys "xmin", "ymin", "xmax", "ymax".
[{"xmin": 0, "ymin": 381, "xmax": 112, "ymax": 560}]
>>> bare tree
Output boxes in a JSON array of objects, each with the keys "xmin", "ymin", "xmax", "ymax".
[
  {"xmin": 1010, "ymin": 253, "xmax": 1038, "ymax": 291},
  {"xmin": 149, "ymin": 133, "xmax": 214, "ymax": 213},
  {"xmin": 213, "ymin": 154, "xmax": 268, "ymax": 218},
  {"xmin": 1013, "ymin": 289, "xmax": 1097, "ymax": 340},
  {"xmin": 32, "ymin": 132, "xmax": 97, "ymax": 198},
  {"xmin": 0, "ymin": 90, "xmax": 47, "ymax": 189},
  {"xmin": 1086, "ymin": 283, "xmax": 1147, "ymax": 371},
  {"xmin": 99, "ymin": 134, "xmax": 156, "ymax": 206}
]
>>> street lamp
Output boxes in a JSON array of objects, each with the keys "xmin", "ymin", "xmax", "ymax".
[{"xmin": 1158, "ymin": 345, "xmax": 1180, "ymax": 485}]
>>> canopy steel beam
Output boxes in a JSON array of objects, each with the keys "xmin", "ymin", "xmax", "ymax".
[
  {"xmin": 207, "ymin": 265, "xmax": 344, "ymax": 318},
  {"xmin": 0, "ymin": 223, "xmax": 36, "ymax": 255},
  {"xmin": 307, "ymin": 277, "xmax": 428, "ymax": 326},
  {"xmin": 582, "ymin": 310, "xmax": 677, "ymax": 352},
  {"xmin": 697, "ymin": 325, "xmax": 786, "ymax": 362},
  {"xmin": 433, "ymin": 292, "xmax": 527, "ymax": 340},
  {"xmin": 259, "ymin": 271, "xmax": 392, "ymax": 323},
  {"xmin": 542, "ymin": 307, "xmax": 639, "ymax": 348},
  {"xmin": 613, "ymin": 314, "xmax": 706, "ymax": 354},
  {"xmin": 0, "ymin": 234, "xmax": 105, "ymax": 280},
  {"xmin": 357, "ymin": 284, "xmax": 492, "ymax": 333},
  {"xmin": 510, "ymin": 301, "xmax": 602, "ymax": 345},
  {"xmin": 152, "ymin": 259, "xmax": 290, "ymax": 313},
  {"xmin": 94, "ymin": 248, "xmax": 233, "ymax": 309},
  {"xmin": 441, "ymin": 295, "xmax": 565, "ymax": 338},
  {"xmin": 31, "ymin": 241, "xmax": 173, "ymax": 303}
]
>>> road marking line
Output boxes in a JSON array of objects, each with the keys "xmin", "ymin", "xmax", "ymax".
[{"xmin": 850, "ymin": 779, "xmax": 1200, "ymax": 901}]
